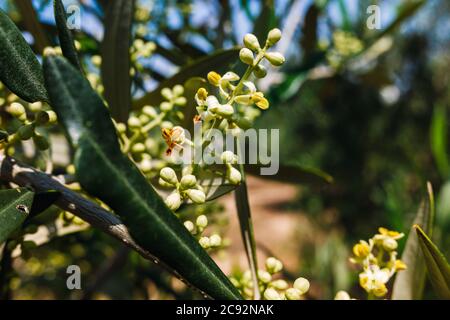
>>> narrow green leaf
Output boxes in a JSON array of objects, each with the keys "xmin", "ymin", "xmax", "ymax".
[
  {"xmin": 0, "ymin": 9, "xmax": 48, "ymax": 102},
  {"xmin": 54, "ymin": 0, "xmax": 82, "ymax": 71},
  {"xmin": 134, "ymin": 48, "xmax": 240, "ymax": 109},
  {"xmin": 415, "ymin": 225, "xmax": 450, "ymax": 299},
  {"xmin": 0, "ymin": 188, "xmax": 34, "ymax": 244},
  {"xmin": 43, "ymin": 55, "xmax": 242, "ymax": 300},
  {"xmin": 392, "ymin": 182, "xmax": 434, "ymax": 300},
  {"xmin": 101, "ymin": 0, "xmax": 134, "ymax": 122},
  {"xmin": 430, "ymin": 104, "xmax": 449, "ymax": 178}
]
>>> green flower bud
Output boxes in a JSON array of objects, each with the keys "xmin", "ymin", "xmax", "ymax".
[
  {"xmin": 221, "ymin": 151, "xmax": 237, "ymax": 164},
  {"xmin": 33, "ymin": 134, "xmax": 49, "ymax": 150},
  {"xmin": 285, "ymin": 288, "xmax": 302, "ymax": 300},
  {"xmin": 161, "ymin": 87, "xmax": 173, "ymax": 100},
  {"xmin": 263, "ymin": 288, "xmax": 281, "ymax": 300},
  {"xmin": 174, "ymin": 97, "xmax": 187, "ymax": 106},
  {"xmin": 145, "ymin": 138, "xmax": 156, "ymax": 151},
  {"xmin": 383, "ymin": 238, "xmax": 398, "ymax": 251},
  {"xmin": 180, "ymin": 174, "xmax": 197, "ymax": 189},
  {"xmin": 186, "ymin": 189, "xmax": 206, "ymax": 204},
  {"xmin": 239, "ymin": 48, "xmax": 254, "ymax": 65},
  {"xmin": 160, "ymin": 167, "xmax": 178, "ymax": 185},
  {"xmin": 8, "ymin": 102, "xmax": 26, "ymax": 119},
  {"xmin": 270, "ymin": 279, "xmax": 288, "ymax": 290},
  {"xmin": 17, "ymin": 124, "xmax": 35, "ymax": 140},
  {"xmin": 254, "ymin": 65, "xmax": 267, "ymax": 78},
  {"xmin": 47, "ymin": 111, "xmax": 57, "ymax": 124},
  {"xmin": 196, "ymin": 215, "xmax": 208, "ymax": 229},
  {"xmin": 293, "ymin": 277, "xmax": 310, "ymax": 295},
  {"xmin": 267, "ymin": 28, "xmax": 282, "ymax": 46},
  {"xmin": 227, "ymin": 166, "xmax": 242, "ymax": 185},
  {"xmin": 184, "ymin": 220, "xmax": 195, "ymax": 232},
  {"xmin": 199, "ymin": 236, "xmax": 210, "ymax": 249},
  {"xmin": 209, "ymin": 234, "xmax": 222, "ymax": 247},
  {"xmin": 131, "ymin": 142, "xmax": 146, "ymax": 154},
  {"xmin": 216, "ymin": 104, "xmax": 234, "ymax": 117},
  {"xmin": 139, "ymin": 158, "xmax": 152, "ymax": 173},
  {"xmin": 158, "ymin": 177, "xmax": 174, "ymax": 188},
  {"xmin": 142, "ymin": 105, "xmax": 157, "ymax": 118},
  {"xmin": 29, "ymin": 102, "xmax": 43, "ymax": 112},
  {"xmin": 265, "ymin": 52, "xmax": 285, "ymax": 66},
  {"xmin": 244, "ymin": 33, "xmax": 260, "ymax": 51},
  {"xmin": 165, "ymin": 191, "xmax": 181, "ymax": 211},
  {"xmin": 138, "ymin": 114, "xmax": 150, "ymax": 124},
  {"xmin": 35, "ymin": 111, "xmax": 50, "ymax": 125},
  {"xmin": 172, "ymin": 85, "xmax": 184, "ymax": 96},
  {"xmin": 334, "ymin": 290, "xmax": 351, "ymax": 300},
  {"xmin": 258, "ymin": 270, "xmax": 272, "ymax": 284},
  {"xmin": 265, "ymin": 257, "xmax": 283, "ymax": 274},
  {"xmin": 116, "ymin": 123, "xmax": 127, "ymax": 134},
  {"xmin": 127, "ymin": 116, "xmax": 141, "ymax": 128},
  {"xmin": 160, "ymin": 101, "xmax": 173, "ymax": 112}
]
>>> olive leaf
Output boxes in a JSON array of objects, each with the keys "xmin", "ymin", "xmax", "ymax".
[
  {"xmin": 415, "ymin": 225, "xmax": 450, "ymax": 299},
  {"xmin": 54, "ymin": 0, "xmax": 82, "ymax": 71},
  {"xmin": 392, "ymin": 182, "xmax": 434, "ymax": 300},
  {"xmin": 101, "ymin": 0, "xmax": 134, "ymax": 122},
  {"xmin": 0, "ymin": 9, "xmax": 48, "ymax": 102},
  {"xmin": 43, "ymin": 55, "xmax": 242, "ymax": 300},
  {"xmin": 0, "ymin": 188, "xmax": 34, "ymax": 244}
]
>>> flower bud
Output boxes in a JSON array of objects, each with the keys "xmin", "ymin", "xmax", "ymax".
[
  {"xmin": 207, "ymin": 71, "xmax": 221, "ymax": 86},
  {"xmin": 160, "ymin": 167, "xmax": 178, "ymax": 185},
  {"xmin": 254, "ymin": 65, "xmax": 267, "ymax": 78},
  {"xmin": 221, "ymin": 151, "xmax": 237, "ymax": 164},
  {"xmin": 239, "ymin": 48, "xmax": 254, "ymax": 65},
  {"xmin": 127, "ymin": 116, "xmax": 141, "ymax": 128},
  {"xmin": 17, "ymin": 124, "xmax": 34, "ymax": 140},
  {"xmin": 29, "ymin": 102, "xmax": 42, "ymax": 112},
  {"xmin": 209, "ymin": 234, "xmax": 222, "ymax": 247},
  {"xmin": 158, "ymin": 178, "xmax": 174, "ymax": 188},
  {"xmin": 227, "ymin": 166, "xmax": 242, "ymax": 185},
  {"xmin": 180, "ymin": 174, "xmax": 197, "ymax": 189},
  {"xmin": 196, "ymin": 215, "xmax": 208, "ymax": 229},
  {"xmin": 199, "ymin": 236, "xmax": 210, "ymax": 249},
  {"xmin": 43, "ymin": 47, "xmax": 56, "ymax": 56},
  {"xmin": 131, "ymin": 142, "xmax": 145, "ymax": 154},
  {"xmin": 33, "ymin": 134, "xmax": 49, "ymax": 150},
  {"xmin": 139, "ymin": 158, "xmax": 152, "ymax": 173},
  {"xmin": 161, "ymin": 101, "xmax": 173, "ymax": 112},
  {"xmin": 383, "ymin": 238, "xmax": 398, "ymax": 251},
  {"xmin": 267, "ymin": 28, "xmax": 282, "ymax": 46},
  {"xmin": 216, "ymin": 104, "xmax": 234, "ymax": 117},
  {"xmin": 47, "ymin": 111, "xmax": 57, "ymax": 124},
  {"xmin": 263, "ymin": 288, "xmax": 281, "ymax": 300},
  {"xmin": 244, "ymin": 33, "xmax": 260, "ymax": 51},
  {"xmin": 270, "ymin": 279, "xmax": 288, "ymax": 290},
  {"xmin": 334, "ymin": 290, "xmax": 351, "ymax": 300},
  {"xmin": 165, "ymin": 191, "xmax": 181, "ymax": 211},
  {"xmin": 142, "ymin": 105, "xmax": 157, "ymax": 118},
  {"xmin": 35, "ymin": 111, "xmax": 50, "ymax": 125},
  {"xmin": 161, "ymin": 87, "xmax": 173, "ymax": 100},
  {"xmin": 293, "ymin": 277, "xmax": 310, "ymax": 295},
  {"xmin": 8, "ymin": 102, "xmax": 26, "ymax": 119},
  {"xmin": 174, "ymin": 97, "xmax": 187, "ymax": 106},
  {"xmin": 265, "ymin": 52, "xmax": 285, "ymax": 66},
  {"xmin": 258, "ymin": 270, "xmax": 272, "ymax": 284},
  {"xmin": 186, "ymin": 189, "xmax": 206, "ymax": 204},
  {"xmin": 265, "ymin": 257, "xmax": 283, "ymax": 274},
  {"xmin": 285, "ymin": 288, "xmax": 302, "ymax": 300},
  {"xmin": 173, "ymin": 84, "xmax": 184, "ymax": 96},
  {"xmin": 91, "ymin": 55, "xmax": 101, "ymax": 66},
  {"xmin": 184, "ymin": 220, "xmax": 195, "ymax": 232}
]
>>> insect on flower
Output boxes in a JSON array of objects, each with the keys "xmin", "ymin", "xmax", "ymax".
[{"xmin": 162, "ymin": 126, "xmax": 186, "ymax": 156}]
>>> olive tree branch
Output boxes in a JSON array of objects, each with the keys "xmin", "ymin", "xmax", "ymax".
[{"xmin": 0, "ymin": 154, "xmax": 209, "ymax": 299}]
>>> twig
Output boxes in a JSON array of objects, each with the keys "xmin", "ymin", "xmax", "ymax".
[{"xmin": 0, "ymin": 154, "xmax": 208, "ymax": 299}]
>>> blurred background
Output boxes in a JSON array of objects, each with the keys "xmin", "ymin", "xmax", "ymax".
[{"xmin": 0, "ymin": 0, "xmax": 449, "ymax": 299}]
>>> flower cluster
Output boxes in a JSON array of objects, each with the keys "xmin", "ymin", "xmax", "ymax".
[
  {"xmin": 0, "ymin": 96, "xmax": 57, "ymax": 153},
  {"xmin": 230, "ymin": 257, "xmax": 310, "ymax": 300},
  {"xmin": 350, "ymin": 227, "xmax": 407, "ymax": 298},
  {"xmin": 326, "ymin": 30, "xmax": 364, "ymax": 68}
]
